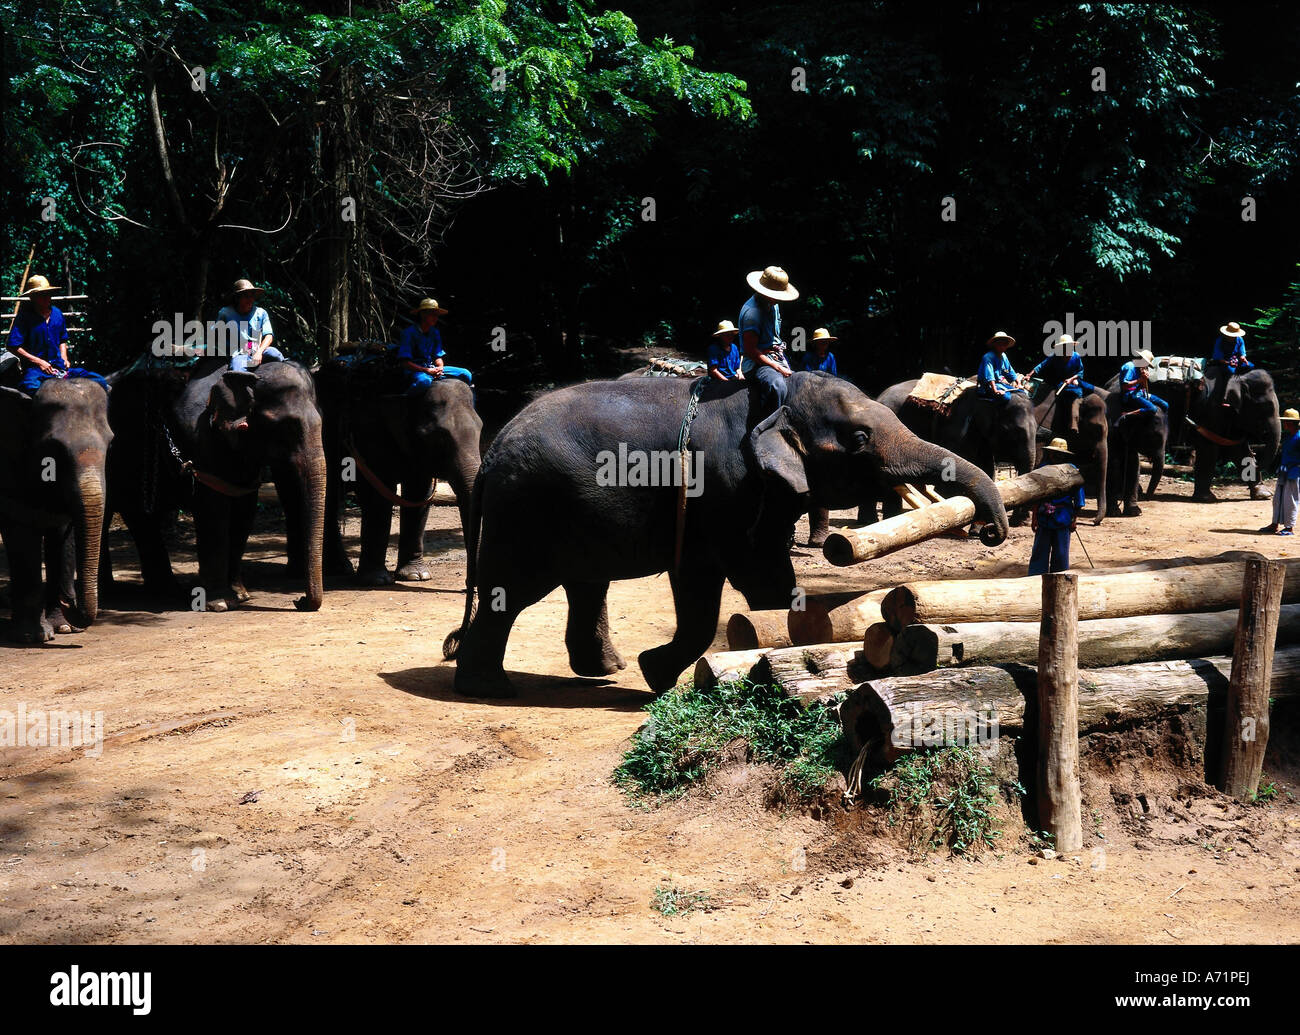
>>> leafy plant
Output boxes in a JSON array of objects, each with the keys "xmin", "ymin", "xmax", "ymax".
[
  {"xmin": 613, "ymin": 678, "xmax": 846, "ymax": 801},
  {"xmin": 870, "ymin": 746, "xmax": 1005, "ymax": 856},
  {"xmin": 650, "ymin": 886, "xmax": 714, "ymax": 917}
]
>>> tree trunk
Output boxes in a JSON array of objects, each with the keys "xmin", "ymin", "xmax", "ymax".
[
  {"xmin": 880, "ymin": 559, "xmax": 1300, "ymax": 633},
  {"xmin": 787, "ymin": 589, "xmax": 890, "ymax": 645},
  {"xmin": 763, "ymin": 643, "xmax": 869, "ymax": 701},
  {"xmin": 1037, "ymin": 574, "xmax": 1082, "ymax": 852},
  {"xmin": 693, "ymin": 648, "xmax": 772, "ymax": 689},
  {"xmin": 890, "ymin": 604, "xmax": 1300, "ymax": 675},
  {"xmin": 823, "ymin": 464, "xmax": 1083, "ymax": 566},
  {"xmin": 316, "ymin": 64, "xmax": 354, "ymax": 362},
  {"xmin": 843, "ymin": 646, "xmax": 1300, "ymax": 764}
]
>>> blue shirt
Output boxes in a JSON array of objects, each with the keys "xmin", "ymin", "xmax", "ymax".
[
  {"xmin": 216, "ymin": 305, "xmax": 274, "ymax": 357},
  {"xmin": 1210, "ymin": 334, "xmax": 1247, "ymax": 364},
  {"xmin": 738, "ymin": 295, "xmax": 781, "ymax": 374},
  {"xmin": 1280, "ymin": 429, "xmax": 1300, "ymax": 480},
  {"xmin": 9, "ymin": 306, "xmax": 68, "ymax": 368},
  {"xmin": 707, "ymin": 341, "xmax": 742, "ymax": 379},
  {"xmin": 978, "ymin": 350, "xmax": 1019, "ymax": 394},
  {"xmin": 1118, "ymin": 360, "xmax": 1147, "ymax": 393},
  {"xmin": 1031, "ymin": 352, "xmax": 1093, "ymax": 395},
  {"xmin": 398, "ymin": 324, "xmax": 445, "ymax": 367},
  {"xmin": 1036, "ymin": 465, "xmax": 1086, "ymax": 528},
  {"xmin": 804, "ymin": 350, "xmax": 838, "ymax": 375}
]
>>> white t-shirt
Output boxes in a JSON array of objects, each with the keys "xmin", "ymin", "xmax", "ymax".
[{"xmin": 216, "ymin": 305, "xmax": 274, "ymax": 355}]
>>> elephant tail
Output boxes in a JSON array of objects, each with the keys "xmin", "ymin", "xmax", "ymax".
[{"xmin": 443, "ymin": 468, "xmax": 484, "ymax": 660}]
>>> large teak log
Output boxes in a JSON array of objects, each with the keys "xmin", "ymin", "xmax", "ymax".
[
  {"xmin": 726, "ymin": 610, "xmax": 792, "ymax": 650},
  {"xmin": 890, "ymin": 604, "xmax": 1300, "ymax": 674},
  {"xmin": 824, "ymin": 464, "xmax": 1084, "ymax": 566}
]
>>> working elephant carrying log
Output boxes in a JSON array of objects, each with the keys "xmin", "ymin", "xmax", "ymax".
[
  {"xmin": 0, "ymin": 379, "xmax": 112, "ymax": 642},
  {"xmin": 315, "ymin": 352, "xmax": 482, "ymax": 584},
  {"xmin": 443, "ymin": 371, "xmax": 1009, "ymax": 697},
  {"xmin": 104, "ymin": 356, "xmax": 326, "ymax": 612}
]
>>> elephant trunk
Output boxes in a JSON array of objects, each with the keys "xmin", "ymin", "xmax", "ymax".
[
  {"xmin": 880, "ymin": 441, "xmax": 1010, "ymax": 545},
  {"xmin": 1258, "ymin": 412, "xmax": 1282, "ymax": 486},
  {"xmin": 62, "ymin": 465, "xmax": 106, "ymax": 628},
  {"xmin": 296, "ymin": 450, "xmax": 326, "ymax": 612}
]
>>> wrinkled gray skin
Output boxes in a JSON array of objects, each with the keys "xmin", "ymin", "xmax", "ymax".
[
  {"xmin": 105, "ymin": 358, "xmax": 325, "ymax": 611},
  {"xmin": 444, "ymin": 372, "xmax": 1009, "ymax": 697},
  {"xmin": 1187, "ymin": 368, "xmax": 1280, "ymax": 502},
  {"xmin": 0, "ymin": 380, "xmax": 112, "ymax": 642},
  {"xmin": 315, "ymin": 365, "xmax": 482, "ymax": 584},
  {"xmin": 1104, "ymin": 391, "xmax": 1168, "ymax": 517},
  {"xmin": 1033, "ymin": 389, "xmax": 1109, "ymax": 525}
]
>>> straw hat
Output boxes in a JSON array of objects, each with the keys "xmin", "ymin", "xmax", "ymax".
[
  {"xmin": 412, "ymin": 298, "xmax": 448, "ymax": 315},
  {"xmin": 1042, "ymin": 437, "xmax": 1073, "ymax": 457},
  {"xmin": 1053, "ymin": 333, "xmax": 1079, "ymax": 350},
  {"xmin": 21, "ymin": 274, "xmax": 57, "ymax": 297},
  {"xmin": 712, "ymin": 320, "xmax": 739, "ymax": 339},
  {"xmin": 230, "ymin": 278, "xmax": 264, "ymax": 299},
  {"xmin": 986, "ymin": 331, "xmax": 1015, "ymax": 347},
  {"xmin": 1130, "ymin": 348, "xmax": 1156, "ymax": 369},
  {"xmin": 746, "ymin": 266, "xmax": 799, "ymax": 302},
  {"xmin": 811, "ymin": 327, "xmax": 837, "ymax": 344},
  {"xmin": 1219, "ymin": 321, "xmax": 1245, "ymax": 338},
  {"xmin": 1282, "ymin": 408, "xmax": 1300, "ymax": 424}
]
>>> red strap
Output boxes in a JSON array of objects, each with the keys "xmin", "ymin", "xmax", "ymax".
[
  {"xmin": 348, "ymin": 440, "xmax": 437, "ymax": 508},
  {"xmin": 1194, "ymin": 424, "xmax": 1244, "ymax": 447}
]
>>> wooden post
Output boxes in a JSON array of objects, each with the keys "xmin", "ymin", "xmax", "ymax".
[
  {"xmin": 1037, "ymin": 573, "xmax": 1082, "ymax": 853},
  {"xmin": 1219, "ymin": 557, "xmax": 1285, "ymax": 800}
]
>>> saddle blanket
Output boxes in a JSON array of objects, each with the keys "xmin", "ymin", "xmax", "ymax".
[{"xmin": 907, "ymin": 371, "xmax": 977, "ymax": 413}]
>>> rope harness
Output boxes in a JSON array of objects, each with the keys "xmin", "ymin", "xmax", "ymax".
[
  {"xmin": 673, "ymin": 377, "xmax": 708, "ymax": 574},
  {"xmin": 160, "ymin": 419, "xmax": 260, "ymax": 497}
]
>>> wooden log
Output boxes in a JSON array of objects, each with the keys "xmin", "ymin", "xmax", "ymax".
[
  {"xmin": 824, "ymin": 464, "xmax": 1083, "ymax": 566},
  {"xmin": 862, "ymin": 622, "xmax": 895, "ymax": 670},
  {"xmin": 693, "ymin": 648, "xmax": 772, "ymax": 690},
  {"xmin": 763, "ymin": 643, "xmax": 870, "ymax": 702},
  {"xmin": 890, "ymin": 604, "xmax": 1300, "ymax": 674},
  {"xmin": 1219, "ymin": 558, "xmax": 1285, "ymax": 800},
  {"xmin": 789, "ymin": 552, "xmax": 1264, "ymax": 647},
  {"xmin": 726, "ymin": 610, "xmax": 792, "ymax": 650},
  {"xmin": 880, "ymin": 558, "xmax": 1300, "ymax": 634},
  {"xmin": 1037, "ymin": 574, "xmax": 1082, "ymax": 852},
  {"xmin": 842, "ymin": 646, "xmax": 1300, "ymax": 763}
]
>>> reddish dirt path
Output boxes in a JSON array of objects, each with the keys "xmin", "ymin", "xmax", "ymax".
[{"xmin": 2, "ymin": 477, "xmax": 1299, "ymax": 944}]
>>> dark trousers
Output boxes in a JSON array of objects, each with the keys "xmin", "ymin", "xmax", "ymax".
[
  {"xmin": 747, "ymin": 364, "xmax": 789, "ymax": 428},
  {"xmin": 1121, "ymin": 390, "xmax": 1167, "ymax": 415},
  {"xmin": 1029, "ymin": 525, "xmax": 1071, "ymax": 574}
]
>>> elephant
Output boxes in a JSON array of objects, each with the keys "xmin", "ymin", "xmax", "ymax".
[
  {"xmin": 315, "ymin": 353, "xmax": 482, "ymax": 584},
  {"xmin": 0, "ymin": 379, "xmax": 112, "ymax": 642},
  {"xmin": 1104, "ymin": 391, "xmax": 1168, "ymax": 517},
  {"xmin": 442, "ymin": 371, "xmax": 1010, "ymax": 697},
  {"xmin": 1181, "ymin": 367, "xmax": 1280, "ymax": 502},
  {"xmin": 104, "ymin": 356, "xmax": 325, "ymax": 611},
  {"xmin": 1033, "ymin": 388, "xmax": 1108, "ymax": 525}
]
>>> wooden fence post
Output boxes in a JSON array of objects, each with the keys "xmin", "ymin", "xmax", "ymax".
[
  {"xmin": 1220, "ymin": 557, "xmax": 1285, "ymax": 800},
  {"xmin": 1037, "ymin": 572, "xmax": 1082, "ymax": 852}
]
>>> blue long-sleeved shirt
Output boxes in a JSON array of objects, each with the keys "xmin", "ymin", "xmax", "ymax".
[
  {"xmin": 1210, "ymin": 334, "xmax": 1248, "ymax": 365},
  {"xmin": 978, "ymin": 350, "xmax": 1019, "ymax": 395},
  {"xmin": 804, "ymin": 350, "xmax": 837, "ymax": 375},
  {"xmin": 1279, "ymin": 429, "xmax": 1300, "ymax": 481},
  {"xmin": 8, "ymin": 306, "xmax": 68, "ymax": 368},
  {"xmin": 1030, "ymin": 352, "xmax": 1094, "ymax": 395}
]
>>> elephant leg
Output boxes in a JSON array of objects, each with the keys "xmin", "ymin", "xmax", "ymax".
[
  {"xmin": 321, "ymin": 450, "xmax": 355, "ymax": 576},
  {"xmin": 226, "ymin": 492, "xmax": 257, "ymax": 602},
  {"xmin": 807, "ymin": 506, "xmax": 831, "ymax": 547},
  {"xmin": 119, "ymin": 508, "xmax": 180, "ymax": 595},
  {"xmin": 2, "ymin": 524, "xmax": 52, "ymax": 643},
  {"xmin": 856, "ymin": 500, "xmax": 877, "ymax": 526},
  {"xmin": 274, "ymin": 465, "xmax": 307, "ymax": 578},
  {"xmin": 639, "ymin": 566, "xmax": 726, "ymax": 693},
  {"xmin": 1192, "ymin": 443, "xmax": 1219, "ymax": 501},
  {"xmin": 43, "ymin": 524, "xmax": 78, "ymax": 634},
  {"xmin": 563, "ymin": 580, "xmax": 626, "ymax": 676},
  {"xmin": 355, "ymin": 482, "xmax": 394, "ymax": 585},
  {"xmin": 394, "ymin": 476, "xmax": 434, "ymax": 582},
  {"xmin": 1145, "ymin": 450, "xmax": 1164, "ymax": 499},
  {"xmin": 193, "ymin": 489, "xmax": 237, "ymax": 611},
  {"xmin": 453, "ymin": 572, "xmax": 557, "ymax": 699}
]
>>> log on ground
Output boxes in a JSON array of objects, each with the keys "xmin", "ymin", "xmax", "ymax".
[{"xmin": 726, "ymin": 610, "xmax": 792, "ymax": 650}]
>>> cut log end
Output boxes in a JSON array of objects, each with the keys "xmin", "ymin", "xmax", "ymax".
[
  {"xmin": 726, "ymin": 611, "xmax": 791, "ymax": 650},
  {"xmin": 862, "ymin": 622, "xmax": 896, "ymax": 670},
  {"xmin": 881, "ymin": 585, "xmax": 920, "ymax": 634}
]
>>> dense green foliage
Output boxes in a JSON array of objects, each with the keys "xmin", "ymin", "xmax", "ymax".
[
  {"xmin": 869, "ymin": 745, "xmax": 1007, "ymax": 856},
  {"xmin": 4, "ymin": 1, "xmax": 1297, "ymax": 392},
  {"xmin": 613, "ymin": 679, "xmax": 846, "ymax": 800}
]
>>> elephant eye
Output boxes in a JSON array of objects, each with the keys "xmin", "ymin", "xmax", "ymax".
[{"xmin": 851, "ymin": 428, "xmax": 870, "ymax": 452}]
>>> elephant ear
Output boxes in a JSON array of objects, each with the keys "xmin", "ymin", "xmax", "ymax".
[{"xmin": 748, "ymin": 406, "xmax": 810, "ymax": 496}]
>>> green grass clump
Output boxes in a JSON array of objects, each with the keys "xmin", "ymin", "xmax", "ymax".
[
  {"xmin": 650, "ymin": 886, "xmax": 714, "ymax": 917},
  {"xmin": 613, "ymin": 678, "xmax": 846, "ymax": 801},
  {"xmin": 870, "ymin": 745, "xmax": 1005, "ymax": 856}
]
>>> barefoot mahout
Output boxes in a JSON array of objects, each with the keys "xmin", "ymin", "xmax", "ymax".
[
  {"xmin": 443, "ymin": 371, "xmax": 1010, "ymax": 697},
  {"xmin": 104, "ymin": 357, "xmax": 326, "ymax": 612},
  {"xmin": 315, "ymin": 352, "xmax": 482, "ymax": 586},
  {"xmin": 0, "ymin": 378, "xmax": 112, "ymax": 642}
]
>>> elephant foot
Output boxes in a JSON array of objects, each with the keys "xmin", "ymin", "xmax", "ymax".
[
  {"xmin": 453, "ymin": 667, "xmax": 516, "ymax": 699},
  {"xmin": 638, "ymin": 644, "xmax": 688, "ymax": 694},
  {"xmin": 1251, "ymin": 484, "xmax": 1273, "ymax": 501},
  {"xmin": 230, "ymin": 579, "xmax": 251, "ymax": 603},
  {"xmin": 323, "ymin": 550, "xmax": 355, "ymax": 577},
  {"xmin": 44, "ymin": 607, "xmax": 81, "ymax": 635},
  {"xmin": 204, "ymin": 590, "xmax": 242, "ymax": 612},
  {"xmin": 355, "ymin": 567, "xmax": 394, "ymax": 587},
  {"xmin": 1191, "ymin": 491, "xmax": 1217, "ymax": 503},
  {"xmin": 1123, "ymin": 501, "xmax": 1142, "ymax": 517},
  {"xmin": 394, "ymin": 560, "xmax": 434, "ymax": 582},
  {"xmin": 806, "ymin": 531, "xmax": 828, "ymax": 548},
  {"xmin": 9, "ymin": 616, "xmax": 55, "ymax": 644},
  {"xmin": 1009, "ymin": 507, "xmax": 1030, "ymax": 528},
  {"xmin": 568, "ymin": 644, "xmax": 627, "ymax": 677},
  {"xmin": 1106, "ymin": 503, "xmax": 1124, "ymax": 518}
]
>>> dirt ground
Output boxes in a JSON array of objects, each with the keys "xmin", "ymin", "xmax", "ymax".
[{"xmin": 3, "ymin": 473, "xmax": 1300, "ymax": 945}]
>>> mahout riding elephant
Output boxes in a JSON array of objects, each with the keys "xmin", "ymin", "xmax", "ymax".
[
  {"xmin": 315, "ymin": 353, "xmax": 482, "ymax": 584},
  {"xmin": 0, "ymin": 379, "xmax": 112, "ymax": 641},
  {"xmin": 443, "ymin": 371, "xmax": 1010, "ymax": 697},
  {"xmin": 1103, "ymin": 391, "xmax": 1168, "ymax": 517},
  {"xmin": 1180, "ymin": 367, "xmax": 1279, "ymax": 502},
  {"xmin": 104, "ymin": 356, "xmax": 325, "ymax": 611},
  {"xmin": 1033, "ymin": 388, "xmax": 1108, "ymax": 524}
]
